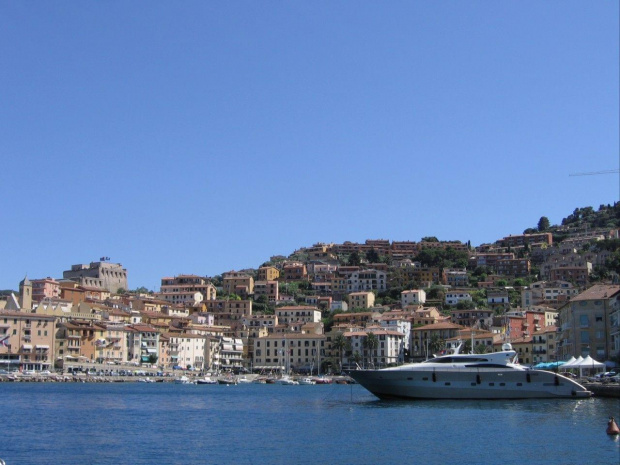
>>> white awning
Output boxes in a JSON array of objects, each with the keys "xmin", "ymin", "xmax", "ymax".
[
  {"xmin": 146, "ymin": 348, "xmax": 157, "ymax": 354},
  {"xmin": 35, "ymin": 345, "xmax": 50, "ymax": 349},
  {"xmin": 22, "ymin": 344, "xmax": 32, "ymax": 349}
]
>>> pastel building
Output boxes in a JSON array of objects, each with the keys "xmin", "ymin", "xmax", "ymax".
[{"xmin": 401, "ymin": 289, "xmax": 426, "ymax": 307}]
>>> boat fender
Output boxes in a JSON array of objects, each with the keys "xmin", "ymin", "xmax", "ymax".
[
  {"xmin": 476, "ymin": 374, "xmax": 481, "ymax": 385},
  {"xmin": 554, "ymin": 375, "xmax": 559, "ymax": 386},
  {"xmin": 526, "ymin": 373, "xmax": 531, "ymax": 383},
  {"xmin": 607, "ymin": 417, "xmax": 620, "ymax": 435},
  {"xmin": 432, "ymin": 372, "xmax": 437, "ymax": 383}
]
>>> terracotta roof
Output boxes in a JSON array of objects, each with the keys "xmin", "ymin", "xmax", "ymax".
[
  {"xmin": 412, "ymin": 322, "xmax": 465, "ymax": 331},
  {"xmin": 258, "ymin": 333, "xmax": 326, "ymax": 340},
  {"xmin": 571, "ymin": 284, "xmax": 620, "ymax": 302}
]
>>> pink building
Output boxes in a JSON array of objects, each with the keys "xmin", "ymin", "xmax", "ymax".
[{"xmin": 31, "ymin": 278, "xmax": 61, "ymax": 302}]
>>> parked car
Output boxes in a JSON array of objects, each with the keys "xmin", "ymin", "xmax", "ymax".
[
  {"xmin": 38, "ymin": 370, "xmax": 52, "ymax": 376},
  {"xmin": 0, "ymin": 369, "xmax": 9, "ymax": 375}
]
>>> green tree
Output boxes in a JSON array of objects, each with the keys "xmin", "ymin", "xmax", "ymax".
[
  {"xmin": 363, "ymin": 332, "xmax": 379, "ymax": 368},
  {"xmin": 148, "ymin": 354, "xmax": 158, "ymax": 365},
  {"xmin": 537, "ymin": 216, "xmax": 551, "ymax": 231},
  {"xmin": 366, "ymin": 248, "xmax": 380, "ymax": 263},
  {"xmin": 474, "ymin": 343, "xmax": 490, "ymax": 354},
  {"xmin": 332, "ymin": 332, "xmax": 348, "ymax": 372},
  {"xmin": 347, "ymin": 251, "xmax": 361, "ymax": 266},
  {"xmin": 429, "ymin": 335, "xmax": 445, "ymax": 356}
]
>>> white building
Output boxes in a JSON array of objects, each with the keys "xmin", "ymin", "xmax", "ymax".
[
  {"xmin": 346, "ymin": 269, "xmax": 387, "ymax": 293},
  {"xmin": 401, "ymin": 289, "xmax": 426, "ymax": 307},
  {"xmin": 275, "ymin": 306, "xmax": 322, "ymax": 324},
  {"xmin": 445, "ymin": 291, "xmax": 472, "ymax": 306},
  {"xmin": 379, "ymin": 317, "xmax": 411, "ymax": 352},
  {"xmin": 168, "ymin": 333, "xmax": 209, "ymax": 370},
  {"xmin": 342, "ymin": 328, "xmax": 404, "ymax": 367},
  {"xmin": 253, "ymin": 333, "xmax": 326, "ymax": 372}
]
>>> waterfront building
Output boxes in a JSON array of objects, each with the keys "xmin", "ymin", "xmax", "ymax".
[
  {"xmin": 0, "ymin": 309, "xmax": 56, "ymax": 371},
  {"xmin": 219, "ymin": 336, "xmax": 244, "ymax": 372},
  {"xmin": 167, "ymin": 333, "xmax": 210, "ymax": 370},
  {"xmin": 92, "ymin": 323, "xmax": 128, "ymax": 363},
  {"xmin": 127, "ymin": 324, "xmax": 160, "ymax": 365},
  {"xmin": 253, "ymin": 333, "xmax": 326, "ymax": 372},
  {"xmin": 379, "ymin": 313, "xmax": 411, "ymax": 352},
  {"xmin": 531, "ymin": 326, "xmax": 557, "ymax": 364},
  {"xmin": 495, "ymin": 335, "xmax": 534, "ymax": 365},
  {"xmin": 411, "ymin": 322, "xmax": 466, "ymax": 359},
  {"xmin": 341, "ymin": 328, "xmax": 405, "ymax": 367},
  {"xmin": 557, "ymin": 284, "xmax": 620, "ymax": 362}
]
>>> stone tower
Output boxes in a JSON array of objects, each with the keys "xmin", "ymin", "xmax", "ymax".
[{"xmin": 19, "ymin": 275, "xmax": 32, "ymax": 310}]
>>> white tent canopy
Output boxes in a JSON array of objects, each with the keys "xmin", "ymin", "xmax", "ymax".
[
  {"xmin": 562, "ymin": 356, "xmax": 582, "ymax": 369},
  {"xmin": 572, "ymin": 355, "xmax": 606, "ymax": 377},
  {"xmin": 561, "ymin": 356, "xmax": 577, "ymax": 368}
]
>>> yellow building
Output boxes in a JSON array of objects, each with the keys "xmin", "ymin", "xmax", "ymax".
[{"xmin": 349, "ymin": 291, "xmax": 375, "ymax": 309}]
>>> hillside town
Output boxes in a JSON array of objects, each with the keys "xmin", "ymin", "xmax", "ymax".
[{"xmin": 1, "ymin": 206, "xmax": 619, "ymax": 379}]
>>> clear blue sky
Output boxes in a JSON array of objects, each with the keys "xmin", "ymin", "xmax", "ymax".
[{"xmin": 1, "ymin": 2, "xmax": 618, "ymax": 291}]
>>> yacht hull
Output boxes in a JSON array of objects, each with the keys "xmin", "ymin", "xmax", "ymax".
[{"xmin": 349, "ymin": 368, "xmax": 592, "ymax": 400}]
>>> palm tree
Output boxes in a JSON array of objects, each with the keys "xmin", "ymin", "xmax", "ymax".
[
  {"xmin": 332, "ymin": 332, "xmax": 347, "ymax": 372},
  {"xmin": 364, "ymin": 332, "xmax": 379, "ymax": 368},
  {"xmin": 352, "ymin": 351, "xmax": 362, "ymax": 368},
  {"xmin": 429, "ymin": 334, "xmax": 445, "ymax": 356},
  {"xmin": 474, "ymin": 343, "xmax": 490, "ymax": 354}
]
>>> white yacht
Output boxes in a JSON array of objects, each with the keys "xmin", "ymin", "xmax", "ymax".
[
  {"xmin": 174, "ymin": 375, "xmax": 192, "ymax": 385},
  {"xmin": 349, "ymin": 344, "xmax": 592, "ymax": 400},
  {"xmin": 275, "ymin": 375, "xmax": 299, "ymax": 385}
]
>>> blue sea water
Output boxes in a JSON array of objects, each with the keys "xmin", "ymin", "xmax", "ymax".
[{"xmin": 0, "ymin": 382, "xmax": 618, "ymax": 465}]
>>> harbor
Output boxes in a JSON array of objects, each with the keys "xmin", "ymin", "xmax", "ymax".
[{"xmin": 0, "ymin": 381, "xmax": 618, "ymax": 465}]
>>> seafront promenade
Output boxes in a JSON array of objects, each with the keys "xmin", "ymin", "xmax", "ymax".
[{"xmin": 0, "ymin": 371, "xmax": 356, "ymax": 385}]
